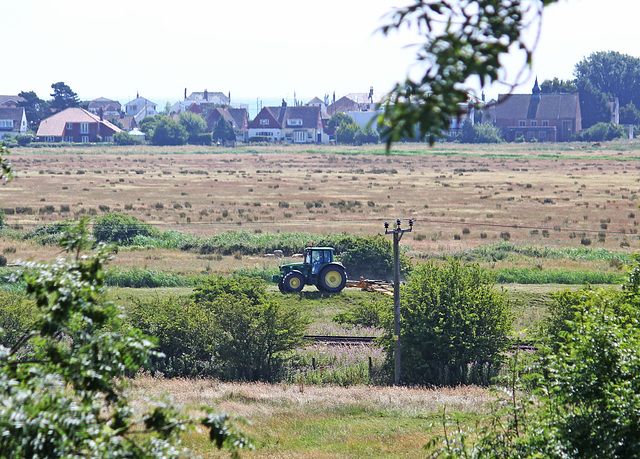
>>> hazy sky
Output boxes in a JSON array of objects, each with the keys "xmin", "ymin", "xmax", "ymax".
[{"xmin": 3, "ymin": 0, "xmax": 639, "ymax": 110}]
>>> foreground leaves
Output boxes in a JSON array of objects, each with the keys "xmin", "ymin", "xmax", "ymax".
[{"xmin": 0, "ymin": 218, "xmax": 252, "ymax": 457}]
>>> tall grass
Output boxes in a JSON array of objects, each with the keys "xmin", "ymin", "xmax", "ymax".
[
  {"xmin": 428, "ymin": 241, "xmax": 634, "ymax": 263},
  {"xmin": 104, "ymin": 269, "xmax": 196, "ymax": 288},
  {"xmin": 284, "ymin": 344, "xmax": 386, "ymax": 386},
  {"xmin": 496, "ymin": 267, "xmax": 625, "ymax": 284}
]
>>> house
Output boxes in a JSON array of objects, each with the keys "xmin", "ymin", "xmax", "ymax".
[
  {"xmin": 326, "ymin": 88, "xmax": 381, "ymax": 115},
  {"xmin": 170, "ymin": 89, "xmax": 235, "ymax": 115},
  {"xmin": 248, "ymin": 102, "xmax": 327, "ymax": 143},
  {"xmin": 0, "ymin": 95, "xmax": 26, "ymax": 108},
  {"xmin": 206, "ymin": 107, "xmax": 249, "ymax": 142},
  {"xmin": 36, "ymin": 107, "xmax": 122, "ymax": 143},
  {"xmin": 495, "ymin": 79, "xmax": 582, "ymax": 142},
  {"xmin": 0, "ymin": 107, "xmax": 29, "ymax": 140},
  {"xmin": 124, "ymin": 96, "xmax": 158, "ymax": 124},
  {"xmin": 88, "ymin": 97, "xmax": 121, "ymax": 117}
]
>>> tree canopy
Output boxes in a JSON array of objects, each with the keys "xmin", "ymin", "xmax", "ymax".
[
  {"xmin": 151, "ymin": 116, "xmax": 188, "ymax": 146},
  {"xmin": 18, "ymin": 90, "xmax": 49, "ymax": 130},
  {"xmin": 178, "ymin": 111, "xmax": 207, "ymax": 143},
  {"xmin": 49, "ymin": 81, "xmax": 80, "ymax": 111},
  {"xmin": 213, "ymin": 116, "xmax": 236, "ymax": 143},
  {"xmin": 379, "ymin": 0, "xmax": 560, "ymax": 148}
]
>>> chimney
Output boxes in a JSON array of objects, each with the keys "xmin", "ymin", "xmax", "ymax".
[
  {"xmin": 98, "ymin": 107, "xmax": 104, "ymax": 121},
  {"xmin": 184, "ymin": 88, "xmax": 187, "ymax": 100},
  {"xmin": 204, "ymin": 89, "xmax": 208, "ymax": 101}
]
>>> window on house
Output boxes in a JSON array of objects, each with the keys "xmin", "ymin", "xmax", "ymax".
[
  {"xmin": 81, "ymin": 136, "xmax": 90, "ymax": 143},
  {"xmin": 64, "ymin": 136, "xmax": 73, "ymax": 142},
  {"xmin": 0, "ymin": 120, "xmax": 14, "ymax": 129},
  {"xmin": 542, "ymin": 120, "xmax": 549, "ymax": 126},
  {"xmin": 531, "ymin": 121, "xmax": 538, "ymax": 127},
  {"xmin": 260, "ymin": 119, "xmax": 269, "ymax": 125},
  {"xmin": 45, "ymin": 136, "xmax": 55, "ymax": 142},
  {"xmin": 80, "ymin": 123, "xmax": 89, "ymax": 134},
  {"xmin": 539, "ymin": 131, "xmax": 547, "ymax": 141},
  {"xmin": 66, "ymin": 122, "xmax": 73, "ymax": 130},
  {"xmin": 518, "ymin": 120, "xmax": 526, "ymax": 127},
  {"xmin": 287, "ymin": 119, "xmax": 302, "ymax": 126}
]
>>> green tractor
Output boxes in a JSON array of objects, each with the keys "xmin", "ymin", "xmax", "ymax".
[{"xmin": 274, "ymin": 246, "xmax": 348, "ymax": 294}]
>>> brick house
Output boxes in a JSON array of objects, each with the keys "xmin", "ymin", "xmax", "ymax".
[
  {"xmin": 37, "ymin": 107, "xmax": 122, "ymax": 143},
  {"xmin": 495, "ymin": 79, "xmax": 582, "ymax": 142}
]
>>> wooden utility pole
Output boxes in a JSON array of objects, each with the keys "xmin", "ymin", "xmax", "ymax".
[{"xmin": 385, "ymin": 218, "xmax": 413, "ymax": 385}]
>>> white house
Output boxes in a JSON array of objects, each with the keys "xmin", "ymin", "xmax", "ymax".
[
  {"xmin": 0, "ymin": 107, "xmax": 28, "ymax": 140},
  {"xmin": 125, "ymin": 96, "xmax": 158, "ymax": 124}
]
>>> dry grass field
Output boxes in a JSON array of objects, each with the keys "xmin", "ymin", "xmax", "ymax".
[
  {"xmin": 1, "ymin": 141, "xmax": 639, "ymax": 274},
  {"xmin": 128, "ymin": 375, "xmax": 494, "ymax": 458}
]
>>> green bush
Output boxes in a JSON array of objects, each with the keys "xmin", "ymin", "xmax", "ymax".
[
  {"xmin": 0, "ymin": 209, "xmax": 4, "ymax": 229},
  {"xmin": 151, "ymin": 115, "xmax": 188, "ymax": 146},
  {"xmin": 0, "ymin": 290, "xmax": 36, "ymax": 347},
  {"xmin": 388, "ymin": 259, "xmax": 512, "ymax": 386},
  {"xmin": 458, "ymin": 120, "xmax": 504, "ymax": 143},
  {"xmin": 574, "ymin": 122, "xmax": 628, "ymax": 141},
  {"xmin": 333, "ymin": 296, "xmax": 392, "ymax": 328},
  {"xmin": 338, "ymin": 234, "xmax": 411, "ymax": 280},
  {"xmin": 249, "ymin": 136, "xmax": 270, "ymax": 142},
  {"xmin": 113, "ymin": 131, "xmax": 142, "ymax": 145},
  {"xmin": 15, "ymin": 133, "xmax": 35, "ymax": 146},
  {"xmin": 193, "ymin": 132, "xmax": 213, "ymax": 145},
  {"xmin": 128, "ymin": 295, "xmax": 218, "ymax": 377},
  {"xmin": 93, "ymin": 213, "xmax": 157, "ymax": 244},
  {"xmin": 193, "ymin": 276, "xmax": 309, "ymax": 381},
  {"xmin": 24, "ymin": 221, "xmax": 74, "ymax": 245}
]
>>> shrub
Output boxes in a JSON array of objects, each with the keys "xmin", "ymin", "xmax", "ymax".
[
  {"xmin": 25, "ymin": 221, "xmax": 73, "ymax": 245},
  {"xmin": 333, "ymin": 296, "xmax": 392, "ymax": 328},
  {"xmin": 458, "ymin": 120, "xmax": 504, "ymax": 143},
  {"xmin": 193, "ymin": 132, "xmax": 213, "ymax": 145},
  {"xmin": 338, "ymin": 234, "xmax": 412, "ymax": 280},
  {"xmin": 0, "ymin": 291, "xmax": 37, "ymax": 347},
  {"xmin": 0, "ymin": 209, "xmax": 4, "ymax": 229},
  {"xmin": 387, "ymin": 260, "xmax": 512, "ymax": 386},
  {"xmin": 93, "ymin": 212, "xmax": 157, "ymax": 244},
  {"xmin": 113, "ymin": 131, "xmax": 142, "ymax": 145},
  {"xmin": 128, "ymin": 295, "xmax": 218, "ymax": 376},
  {"xmin": 193, "ymin": 276, "xmax": 309, "ymax": 381},
  {"xmin": 151, "ymin": 115, "xmax": 188, "ymax": 146},
  {"xmin": 15, "ymin": 132, "xmax": 35, "ymax": 146},
  {"xmin": 574, "ymin": 122, "xmax": 627, "ymax": 142},
  {"xmin": 427, "ymin": 256, "xmax": 640, "ymax": 457}
]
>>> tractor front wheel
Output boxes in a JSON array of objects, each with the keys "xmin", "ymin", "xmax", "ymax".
[
  {"xmin": 317, "ymin": 266, "xmax": 347, "ymax": 293},
  {"xmin": 282, "ymin": 271, "xmax": 304, "ymax": 293}
]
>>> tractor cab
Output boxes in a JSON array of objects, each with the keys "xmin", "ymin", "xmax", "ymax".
[{"xmin": 274, "ymin": 246, "xmax": 347, "ymax": 294}]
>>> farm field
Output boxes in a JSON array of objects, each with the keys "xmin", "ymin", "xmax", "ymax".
[
  {"xmin": 1, "ymin": 141, "xmax": 638, "ymax": 457},
  {"xmin": 1, "ymin": 141, "xmax": 639, "ymax": 276},
  {"xmin": 128, "ymin": 375, "xmax": 494, "ymax": 458}
]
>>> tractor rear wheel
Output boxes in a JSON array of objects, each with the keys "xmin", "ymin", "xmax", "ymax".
[
  {"xmin": 282, "ymin": 271, "xmax": 304, "ymax": 293},
  {"xmin": 317, "ymin": 266, "xmax": 347, "ymax": 293}
]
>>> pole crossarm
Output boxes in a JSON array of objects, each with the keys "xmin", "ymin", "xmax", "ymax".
[{"xmin": 383, "ymin": 218, "xmax": 413, "ymax": 385}]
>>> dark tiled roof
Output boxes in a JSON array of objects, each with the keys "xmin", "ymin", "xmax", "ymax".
[
  {"xmin": 0, "ymin": 107, "xmax": 25, "ymax": 132},
  {"xmin": 0, "ymin": 95, "xmax": 26, "ymax": 106},
  {"xmin": 281, "ymin": 106, "xmax": 321, "ymax": 129},
  {"xmin": 496, "ymin": 93, "xmax": 580, "ymax": 120},
  {"xmin": 249, "ymin": 106, "xmax": 321, "ymax": 130},
  {"xmin": 88, "ymin": 97, "xmax": 121, "ymax": 111}
]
